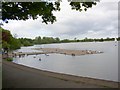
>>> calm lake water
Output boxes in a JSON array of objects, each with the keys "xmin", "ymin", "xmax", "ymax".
[{"xmin": 13, "ymin": 41, "xmax": 119, "ymax": 82}]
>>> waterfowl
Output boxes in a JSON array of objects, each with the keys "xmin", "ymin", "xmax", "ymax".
[
  {"xmin": 33, "ymin": 56, "xmax": 36, "ymax": 58},
  {"xmin": 71, "ymin": 53, "xmax": 75, "ymax": 56},
  {"xmin": 39, "ymin": 58, "xmax": 41, "ymax": 61},
  {"xmin": 45, "ymin": 54, "xmax": 49, "ymax": 56}
]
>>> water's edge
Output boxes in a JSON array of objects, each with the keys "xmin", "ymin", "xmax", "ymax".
[
  {"xmin": 9, "ymin": 61, "xmax": 119, "ymax": 88},
  {"xmin": 13, "ymin": 41, "xmax": 118, "ymax": 82}
]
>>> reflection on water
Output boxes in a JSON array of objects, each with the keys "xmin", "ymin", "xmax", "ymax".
[{"xmin": 13, "ymin": 41, "xmax": 118, "ymax": 82}]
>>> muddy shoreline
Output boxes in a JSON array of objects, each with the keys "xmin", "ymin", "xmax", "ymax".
[
  {"xmin": 34, "ymin": 48, "xmax": 103, "ymax": 56},
  {"xmin": 5, "ymin": 48, "xmax": 103, "ymax": 58}
]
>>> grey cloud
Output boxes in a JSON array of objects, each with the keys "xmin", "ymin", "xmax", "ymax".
[{"xmin": 2, "ymin": 1, "xmax": 118, "ymax": 39}]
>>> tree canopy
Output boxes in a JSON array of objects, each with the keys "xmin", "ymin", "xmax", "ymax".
[
  {"xmin": 0, "ymin": 27, "xmax": 21, "ymax": 50},
  {"xmin": 2, "ymin": 2, "xmax": 60, "ymax": 24},
  {"xmin": 69, "ymin": 2, "xmax": 97, "ymax": 11},
  {"xmin": 2, "ymin": 1, "xmax": 99, "ymax": 24}
]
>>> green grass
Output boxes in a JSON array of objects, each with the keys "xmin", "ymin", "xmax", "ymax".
[{"xmin": 6, "ymin": 57, "xmax": 13, "ymax": 61}]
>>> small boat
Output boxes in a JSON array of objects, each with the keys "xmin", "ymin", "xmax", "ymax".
[
  {"xmin": 114, "ymin": 38, "xmax": 117, "ymax": 46},
  {"xmin": 115, "ymin": 38, "xmax": 117, "ymax": 42}
]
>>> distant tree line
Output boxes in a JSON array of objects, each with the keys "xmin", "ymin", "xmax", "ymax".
[
  {"xmin": 1, "ymin": 27, "xmax": 120, "ymax": 50},
  {"xmin": 79, "ymin": 37, "xmax": 116, "ymax": 42},
  {"xmin": 19, "ymin": 36, "xmax": 120, "ymax": 46},
  {"xmin": 34, "ymin": 36, "xmax": 60, "ymax": 44}
]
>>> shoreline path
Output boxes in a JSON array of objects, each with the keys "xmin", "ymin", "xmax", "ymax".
[{"xmin": 2, "ymin": 60, "xmax": 119, "ymax": 88}]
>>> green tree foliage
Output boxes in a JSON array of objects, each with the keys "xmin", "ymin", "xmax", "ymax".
[
  {"xmin": 34, "ymin": 36, "xmax": 61, "ymax": 44},
  {"xmin": 33, "ymin": 36, "xmax": 118, "ymax": 44},
  {"xmin": 55, "ymin": 37, "xmax": 60, "ymax": 43},
  {"xmin": 2, "ymin": 2, "xmax": 60, "ymax": 24},
  {"xmin": 79, "ymin": 37, "xmax": 116, "ymax": 42},
  {"xmin": 1, "ymin": 28, "xmax": 12, "ymax": 42},
  {"xmin": 0, "ymin": 28, "xmax": 2, "ymax": 50},
  {"xmin": 9, "ymin": 37, "xmax": 21, "ymax": 49},
  {"xmin": 61, "ymin": 39, "xmax": 71, "ymax": 43},
  {"xmin": 19, "ymin": 38, "xmax": 34, "ymax": 46},
  {"xmin": 117, "ymin": 37, "xmax": 120, "ymax": 41},
  {"xmin": 103, "ymin": 37, "xmax": 115, "ymax": 41},
  {"xmin": 34, "ymin": 36, "xmax": 42, "ymax": 44},
  {"xmin": 1, "ymin": 27, "xmax": 11, "ymax": 49},
  {"xmin": 2, "ymin": 41, "xmax": 10, "ymax": 49},
  {"xmin": 69, "ymin": 1, "xmax": 98, "ymax": 12},
  {"xmin": 2, "ymin": 1, "xmax": 99, "ymax": 24},
  {"xmin": 1, "ymin": 27, "xmax": 21, "ymax": 50}
]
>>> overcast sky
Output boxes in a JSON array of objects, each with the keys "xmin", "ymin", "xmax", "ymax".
[{"xmin": 1, "ymin": 0, "xmax": 119, "ymax": 40}]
